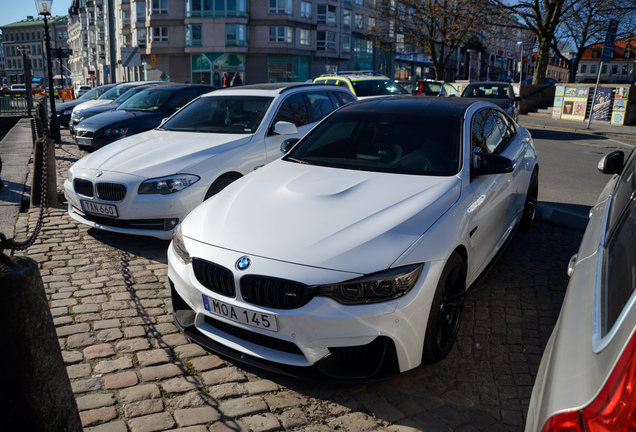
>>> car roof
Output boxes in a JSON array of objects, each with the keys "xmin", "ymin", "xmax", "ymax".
[
  {"xmin": 316, "ymin": 71, "xmax": 391, "ymax": 81},
  {"xmin": 339, "ymin": 95, "xmax": 479, "ymax": 117},
  {"xmin": 466, "ymin": 81, "xmax": 513, "ymax": 86},
  {"xmin": 200, "ymin": 82, "xmax": 352, "ymax": 97},
  {"xmin": 139, "ymin": 84, "xmax": 215, "ymax": 92}
]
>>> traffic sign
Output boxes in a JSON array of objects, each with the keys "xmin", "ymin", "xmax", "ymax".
[{"xmin": 600, "ymin": 19, "xmax": 619, "ymax": 63}]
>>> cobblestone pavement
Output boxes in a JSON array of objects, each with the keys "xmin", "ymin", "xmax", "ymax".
[{"xmin": 13, "ymin": 130, "xmax": 584, "ymax": 432}]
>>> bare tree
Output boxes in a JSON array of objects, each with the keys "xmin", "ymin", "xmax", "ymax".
[
  {"xmin": 366, "ymin": 0, "xmax": 490, "ymax": 81},
  {"xmin": 489, "ymin": 0, "xmax": 575, "ymax": 84},
  {"xmin": 552, "ymin": 0, "xmax": 636, "ymax": 82}
]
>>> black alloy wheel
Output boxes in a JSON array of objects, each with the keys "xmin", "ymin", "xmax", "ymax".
[
  {"xmin": 422, "ymin": 252, "xmax": 466, "ymax": 363},
  {"xmin": 520, "ymin": 168, "xmax": 539, "ymax": 230}
]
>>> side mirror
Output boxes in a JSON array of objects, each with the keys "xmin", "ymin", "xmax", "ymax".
[
  {"xmin": 280, "ymin": 138, "xmax": 300, "ymax": 154},
  {"xmin": 472, "ymin": 152, "xmax": 514, "ymax": 179},
  {"xmin": 272, "ymin": 121, "xmax": 298, "ymax": 135},
  {"xmin": 598, "ymin": 150, "xmax": 624, "ymax": 175}
]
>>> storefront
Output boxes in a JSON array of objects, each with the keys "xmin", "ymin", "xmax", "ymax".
[
  {"xmin": 267, "ymin": 55, "xmax": 310, "ymax": 82},
  {"xmin": 191, "ymin": 53, "xmax": 246, "ymax": 87}
]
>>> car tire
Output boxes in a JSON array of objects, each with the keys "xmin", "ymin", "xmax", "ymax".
[
  {"xmin": 204, "ymin": 175, "xmax": 241, "ymax": 200},
  {"xmin": 422, "ymin": 252, "xmax": 466, "ymax": 364},
  {"xmin": 520, "ymin": 168, "xmax": 538, "ymax": 230}
]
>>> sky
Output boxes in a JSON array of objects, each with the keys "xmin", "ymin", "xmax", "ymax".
[{"xmin": 1, "ymin": 0, "xmax": 73, "ymax": 28}]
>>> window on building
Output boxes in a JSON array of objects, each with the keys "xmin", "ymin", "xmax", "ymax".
[
  {"xmin": 300, "ymin": 29, "xmax": 311, "ymax": 46},
  {"xmin": 226, "ymin": 24, "xmax": 246, "ymax": 46},
  {"xmin": 152, "ymin": 27, "xmax": 169, "ymax": 42},
  {"xmin": 268, "ymin": 55, "xmax": 310, "ymax": 83},
  {"xmin": 355, "ymin": 13, "xmax": 363, "ymax": 29},
  {"xmin": 625, "ymin": 50, "xmax": 631, "ymax": 59},
  {"xmin": 612, "ymin": 64, "xmax": 618, "ymax": 74},
  {"xmin": 317, "ymin": 31, "xmax": 336, "ymax": 52},
  {"xmin": 355, "ymin": 0, "xmax": 363, "ymax": 4},
  {"xmin": 317, "ymin": 5, "xmax": 336, "ymax": 25},
  {"xmin": 622, "ymin": 65, "xmax": 628, "ymax": 74},
  {"xmin": 136, "ymin": 1, "xmax": 146, "ymax": 21},
  {"xmin": 152, "ymin": 0, "xmax": 168, "ymax": 14},
  {"xmin": 343, "ymin": 9, "xmax": 351, "ymax": 28},
  {"xmin": 301, "ymin": 1, "xmax": 311, "ymax": 18},
  {"xmin": 343, "ymin": 34, "xmax": 351, "ymax": 53},
  {"xmin": 592, "ymin": 50, "xmax": 599, "ymax": 58},
  {"xmin": 137, "ymin": 28, "xmax": 147, "ymax": 47},
  {"xmin": 590, "ymin": 64, "xmax": 597, "ymax": 74},
  {"xmin": 269, "ymin": 0, "xmax": 292, "ymax": 14},
  {"xmin": 269, "ymin": 26, "xmax": 292, "ymax": 43},
  {"xmin": 580, "ymin": 64, "xmax": 587, "ymax": 73},
  {"xmin": 601, "ymin": 64, "xmax": 607, "ymax": 74},
  {"xmin": 186, "ymin": 24, "xmax": 202, "ymax": 46}
]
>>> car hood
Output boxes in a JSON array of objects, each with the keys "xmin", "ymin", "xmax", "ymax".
[
  {"xmin": 57, "ymin": 100, "xmax": 84, "ymax": 111},
  {"xmin": 183, "ymin": 160, "xmax": 461, "ymax": 274},
  {"xmin": 74, "ymin": 99, "xmax": 112, "ymax": 112},
  {"xmin": 77, "ymin": 110, "xmax": 157, "ymax": 131},
  {"xmin": 72, "ymin": 129, "xmax": 252, "ymax": 178}
]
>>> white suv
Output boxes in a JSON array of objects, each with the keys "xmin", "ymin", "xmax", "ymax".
[
  {"xmin": 64, "ymin": 82, "xmax": 357, "ymax": 239},
  {"xmin": 74, "ymin": 85, "xmax": 92, "ymax": 99}
]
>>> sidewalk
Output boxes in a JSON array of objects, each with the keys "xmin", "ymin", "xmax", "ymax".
[{"xmin": 518, "ymin": 113, "xmax": 636, "ymax": 141}]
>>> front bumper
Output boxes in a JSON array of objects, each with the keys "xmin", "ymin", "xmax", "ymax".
[{"xmin": 167, "ymin": 239, "xmax": 445, "ymax": 381}]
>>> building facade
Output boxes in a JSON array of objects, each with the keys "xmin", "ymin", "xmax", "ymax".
[
  {"xmin": 0, "ymin": 16, "xmax": 69, "ymax": 86},
  {"xmin": 576, "ymin": 37, "xmax": 636, "ymax": 84}
]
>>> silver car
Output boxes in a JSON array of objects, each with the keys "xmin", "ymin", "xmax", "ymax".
[{"xmin": 525, "ymin": 148, "xmax": 636, "ymax": 431}]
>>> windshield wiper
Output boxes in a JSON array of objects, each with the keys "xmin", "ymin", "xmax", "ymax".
[{"xmin": 287, "ymin": 157, "xmax": 309, "ymax": 165}]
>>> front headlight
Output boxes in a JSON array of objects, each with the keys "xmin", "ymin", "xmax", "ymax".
[
  {"xmin": 63, "ymin": 109, "xmax": 73, "ymax": 115},
  {"xmin": 317, "ymin": 264, "xmax": 423, "ymax": 305},
  {"xmin": 138, "ymin": 174, "xmax": 200, "ymax": 195},
  {"xmin": 104, "ymin": 127, "xmax": 129, "ymax": 137},
  {"xmin": 172, "ymin": 224, "xmax": 191, "ymax": 264}
]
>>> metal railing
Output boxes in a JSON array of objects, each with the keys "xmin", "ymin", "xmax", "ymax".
[{"xmin": 0, "ymin": 95, "xmax": 34, "ymax": 116}]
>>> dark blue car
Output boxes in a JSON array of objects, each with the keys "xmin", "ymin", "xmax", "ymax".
[{"xmin": 74, "ymin": 84, "xmax": 216, "ymax": 152}]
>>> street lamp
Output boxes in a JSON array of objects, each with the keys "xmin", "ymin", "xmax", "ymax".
[
  {"xmin": 34, "ymin": 0, "xmax": 61, "ymax": 143},
  {"xmin": 466, "ymin": 49, "xmax": 475, "ymax": 81},
  {"xmin": 517, "ymin": 41, "xmax": 523, "ymax": 84}
]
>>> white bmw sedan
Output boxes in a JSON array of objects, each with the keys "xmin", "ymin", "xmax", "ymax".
[
  {"xmin": 168, "ymin": 96, "xmax": 539, "ymax": 380},
  {"xmin": 63, "ymin": 83, "xmax": 357, "ymax": 239}
]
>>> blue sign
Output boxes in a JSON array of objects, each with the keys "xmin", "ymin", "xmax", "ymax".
[{"xmin": 600, "ymin": 19, "xmax": 619, "ymax": 63}]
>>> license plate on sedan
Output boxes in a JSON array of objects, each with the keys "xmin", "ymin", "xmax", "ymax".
[
  {"xmin": 81, "ymin": 200, "xmax": 119, "ymax": 218},
  {"xmin": 202, "ymin": 295, "xmax": 279, "ymax": 332},
  {"xmin": 76, "ymin": 138, "xmax": 93, "ymax": 146}
]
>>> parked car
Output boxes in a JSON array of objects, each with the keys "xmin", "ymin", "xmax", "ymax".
[
  {"xmin": 394, "ymin": 80, "xmax": 419, "ymax": 94},
  {"xmin": 73, "ymin": 84, "xmax": 216, "ymax": 151},
  {"xmin": 64, "ymin": 83, "xmax": 356, "ymax": 239},
  {"xmin": 56, "ymin": 84, "xmax": 117, "ymax": 128},
  {"xmin": 415, "ymin": 80, "xmax": 459, "ymax": 97},
  {"xmin": 167, "ymin": 96, "xmax": 539, "ymax": 380},
  {"xmin": 461, "ymin": 81, "xmax": 520, "ymax": 121},
  {"xmin": 313, "ymin": 71, "xmax": 408, "ymax": 99},
  {"xmin": 69, "ymin": 83, "xmax": 168, "ymax": 136},
  {"xmin": 525, "ymin": 148, "xmax": 636, "ymax": 432},
  {"xmin": 74, "ymin": 85, "xmax": 92, "ymax": 99}
]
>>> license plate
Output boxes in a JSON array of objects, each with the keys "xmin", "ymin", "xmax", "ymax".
[
  {"xmin": 81, "ymin": 200, "xmax": 119, "ymax": 218},
  {"xmin": 202, "ymin": 295, "xmax": 279, "ymax": 332},
  {"xmin": 76, "ymin": 138, "xmax": 93, "ymax": 146}
]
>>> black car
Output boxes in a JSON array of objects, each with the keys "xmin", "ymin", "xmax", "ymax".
[
  {"xmin": 460, "ymin": 81, "xmax": 520, "ymax": 121},
  {"xmin": 69, "ymin": 83, "xmax": 168, "ymax": 135},
  {"xmin": 74, "ymin": 84, "xmax": 217, "ymax": 151},
  {"xmin": 55, "ymin": 84, "xmax": 117, "ymax": 128}
]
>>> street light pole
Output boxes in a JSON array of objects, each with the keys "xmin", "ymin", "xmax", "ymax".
[
  {"xmin": 517, "ymin": 41, "xmax": 523, "ymax": 84},
  {"xmin": 35, "ymin": 0, "xmax": 61, "ymax": 143}
]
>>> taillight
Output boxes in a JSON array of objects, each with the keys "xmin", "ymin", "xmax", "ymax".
[{"xmin": 541, "ymin": 331, "xmax": 636, "ymax": 431}]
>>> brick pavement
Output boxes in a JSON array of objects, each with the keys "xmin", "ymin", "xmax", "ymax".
[{"xmin": 11, "ymin": 129, "xmax": 583, "ymax": 432}]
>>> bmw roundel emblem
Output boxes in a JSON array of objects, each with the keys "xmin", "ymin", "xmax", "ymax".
[
  {"xmin": 236, "ymin": 256, "xmax": 251, "ymax": 271},
  {"xmin": 95, "ymin": 171, "xmax": 103, "ymax": 177}
]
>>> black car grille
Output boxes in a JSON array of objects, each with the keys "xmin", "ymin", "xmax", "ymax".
[
  {"xmin": 96, "ymin": 182, "xmax": 127, "ymax": 202},
  {"xmin": 73, "ymin": 178, "xmax": 94, "ymax": 197},
  {"xmin": 240, "ymin": 276, "xmax": 316, "ymax": 309},
  {"xmin": 203, "ymin": 315, "xmax": 303, "ymax": 355},
  {"xmin": 193, "ymin": 258, "xmax": 236, "ymax": 298}
]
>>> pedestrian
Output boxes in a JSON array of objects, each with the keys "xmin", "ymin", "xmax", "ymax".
[
  {"xmin": 222, "ymin": 73, "xmax": 230, "ymax": 87},
  {"xmin": 230, "ymin": 73, "xmax": 242, "ymax": 86}
]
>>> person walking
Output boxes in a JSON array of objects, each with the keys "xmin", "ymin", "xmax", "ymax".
[
  {"xmin": 230, "ymin": 73, "xmax": 242, "ymax": 86},
  {"xmin": 222, "ymin": 73, "xmax": 230, "ymax": 87}
]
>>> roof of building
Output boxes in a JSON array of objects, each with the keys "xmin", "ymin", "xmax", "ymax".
[{"xmin": 1, "ymin": 15, "xmax": 68, "ymax": 30}]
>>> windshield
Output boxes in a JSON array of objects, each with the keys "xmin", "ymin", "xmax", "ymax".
[
  {"xmin": 285, "ymin": 110, "xmax": 461, "ymax": 176},
  {"xmin": 161, "ymin": 96, "xmax": 273, "ymax": 134},
  {"xmin": 81, "ymin": 87, "xmax": 108, "ymax": 100},
  {"xmin": 99, "ymin": 84, "xmax": 135, "ymax": 100},
  {"xmin": 351, "ymin": 79, "xmax": 408, "ymax": 97},
  {"xmin": 117, "ymin": 89, "xmax": 174, "ymax": 112},
  {"xmin": 113, "ymin": 87, "xmax": 148, "ymax": 104},
  {"xmin": 462, "ymin": 84, "xmax": 512, "ymax": 99}
]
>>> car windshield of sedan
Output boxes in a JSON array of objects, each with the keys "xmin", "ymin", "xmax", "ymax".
[
  {"xmin": 285, "ymin": 110, "xmax": 461, "ymax": 176},
  {"xmin": 351, "ymin": 80, "xmax": 408, "ymax": 97},
  {"xmin": 160, "ymin": 96, "xmax": 273, "ymax": 134},
  {"xmin": 462, "ymin": 84, "xmax": 511, "ymax": 99},
  {"xmin": 98, "ymin": 84, "xmax": 135, "ymax": 100},
  {"xmin": 117, "ymin": 89, "xmax": 175, "ymax": 112}
]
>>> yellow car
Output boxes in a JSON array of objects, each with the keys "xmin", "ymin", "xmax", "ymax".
[{"xmin": 314, "ymin": 71, "xmax": 408, "ymax": 99}]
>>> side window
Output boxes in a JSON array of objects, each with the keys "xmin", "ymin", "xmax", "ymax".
[
  {"xmin": 331, "ymin": 90, "xmax": 356, "ymax": 108},
  {"xmin": 497, "ymin": 112, "xmax": 516, "ymax": 150},
  {"xmin": 305, "ymin": 90, "xmax": 335, "ymax": 122},
  {"xmin": 472, "ymin": 109, "xmax": 507, "ymax": 154},
  {"xmin": 471, "ymin": 110, "xmax": 490, "ymax": 154},
  {"xmin": 274, "ymin": 93, "xmax": 309, "ymax": 127},
  {"xmin": 167, "ymin": 89, "xmax": 198, "ymax": 112},
  {"xmin": 444, "ymin": 84, "xmax": 459, "ymax": 97}
]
